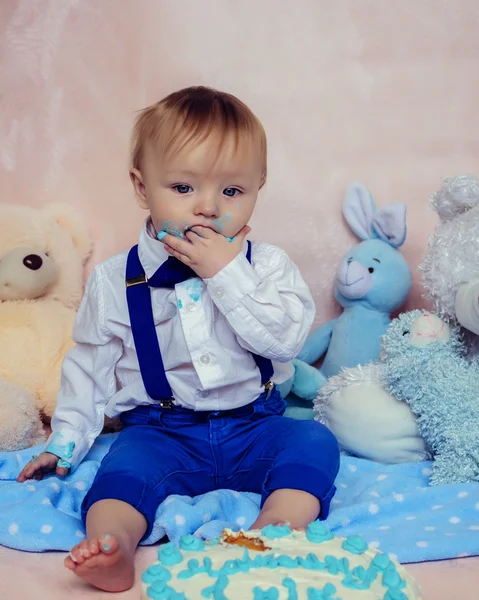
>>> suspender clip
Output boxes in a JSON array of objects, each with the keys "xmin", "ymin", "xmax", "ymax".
[
  {"xmin": 159, "ymin": 398, "xmax": 174, "ymax": 409},
  {"xmin": 126, "ymin": 274, "xmax": 147, "ymax": 287},
  {"xmin": 264, "ymin": 380, "xmax": 274, "ymax": 399}
]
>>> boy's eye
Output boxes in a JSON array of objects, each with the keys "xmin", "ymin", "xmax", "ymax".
[
  {"xmin": 173, "ymin": 184, "xmax": 192, "ymax": 194},
  {"xmin": 223, "ymin": 187, "xmax": 241, "ymax": 198}
]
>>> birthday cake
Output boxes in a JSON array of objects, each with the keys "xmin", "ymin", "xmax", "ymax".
[{"xmin": 141, "ymin": 522, "xmax": 423, "ymax": 599}]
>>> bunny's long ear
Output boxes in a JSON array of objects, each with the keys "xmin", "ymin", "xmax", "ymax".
[
  {"xmin": 342, "ymin": 183, "xmax": 376, "ymax": 240},
  {"xmin": 371, "ymin": 204, "xmax": 407, "ymax": 248}
]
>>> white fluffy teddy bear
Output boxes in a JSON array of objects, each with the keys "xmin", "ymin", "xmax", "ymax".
[
  {"xmin": 0, "ymin": 203, "xmax": 91, "ymax": 451},
  {"xmin": 316, "ymin": 175, "xmax": 479, "ymax": 464}
]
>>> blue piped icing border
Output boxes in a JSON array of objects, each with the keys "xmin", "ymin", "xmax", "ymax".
[{"xmin": 144, "ymin": 522, "xmax": 412, "ymax": 600}]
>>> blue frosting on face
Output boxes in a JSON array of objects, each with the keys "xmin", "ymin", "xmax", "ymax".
[
  {"xmin": 306, "ymin": 521, "xmax": 334, "ymax": 543},
  {"xmin": 179, "ymin": 534, "xmax": 205, "ymax": 552},
  {"xmin": 341, "ymin": 534, "xmax": 369, "ymax": 555},
  {"xmin": 261, "ymin": 523, "xmax": 291, "ymax": 539},
  {"xmin": 159, "ymin": 542, "xmax": 183, "ymax": 566}
]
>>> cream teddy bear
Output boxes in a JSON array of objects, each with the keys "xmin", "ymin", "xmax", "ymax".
[
  {"xmin": 316, "ymin": 175, "xmax": 479, "ymax": 464},
  {"xmin": 0, "ymin": 203, "xmax": 91, "ymax": 451}
]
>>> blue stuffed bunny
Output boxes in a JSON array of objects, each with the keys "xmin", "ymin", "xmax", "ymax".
[{"xmin": 291, "ymin": 183, "xmax": 412, "ymax": 401}]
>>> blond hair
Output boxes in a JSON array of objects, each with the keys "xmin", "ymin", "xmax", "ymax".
[{"xmin": 130, "ymin": 86, "xmax": 267, "ymax": 183}]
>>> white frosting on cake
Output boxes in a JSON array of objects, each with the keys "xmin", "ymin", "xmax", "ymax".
[{"xmin": 141, "ymin": 522, "xmax": 423, "ymax": 600}]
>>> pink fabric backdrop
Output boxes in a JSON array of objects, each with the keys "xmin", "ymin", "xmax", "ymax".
[{"xmin": 1, "ymin": 0, "xmax": 479, "ymax": 327}]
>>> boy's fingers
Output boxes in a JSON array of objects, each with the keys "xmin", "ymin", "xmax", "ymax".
[{"xmin": 56, "ymin": 466, "xmax": 68, "ymax": 477}]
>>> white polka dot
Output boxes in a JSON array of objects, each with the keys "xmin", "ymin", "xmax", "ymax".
[
  {"xmin": 369, "ymin": 491, "xmax": 380, "ymax": 498},
  {"xmin": 449, "ymin": 516, "xmax": 461, "ymax": 524},
  {"xmin": 369, "ymin": 541, "xmax": 380, "ymax": 549},
  {"xmin": 236, "ymin": 516, "xmax": 246, "ymax": 526},
  {"xmin": 8, "ymin": 523, "xmax": 18, "ymax": 535},
  {"xmin": 50, "ymin": 482, "xmax": 60, "ymax": 492},
  {"xmin": 406, "ymin": 516, "xmax": 416, "ymax": 521},
  {"xmin": 163, "ymin": 497, "xmax": 174, "ymax": 505},
  {"xmin": 369, "ymin": 504, "xmax": 379, "ymax": 515},
  {"xmin": 340, "ymin": 483, "xmax": 348, "ymax": 489},
  {"xmin": 376, "ymin": 474, "xmax": 388, "ymax": 481},
  {"xmin": 379, "ymin": 525, "xmax": 390, "ymax": 531},
  {"xmin": 74, "ymin": 481, "xmax": 86, "ymax": 491},
  {"xmin": 475, "ymin": 502, "xmax": 479, "ymax": 510},
  {"xmin": 444, "ymin": 532, "xmax": 456, "ymax": 536},
  {"xmin": 175, "ymin": 514, "xmax": 185, "ymax": 525},
  {"xmin": 341, "ymin": 519, "xmax": 351, "ymax": 527},
  {"xmin": 75, "ymin": 530, "xmax": 85, "ymax": 538},
  {"xmin": 393, "ymin": 494, "xmax": 404, "ymax": 502},
  {"xmin": 457, "ymin": 491, "xmax": 468, "ymax": 499},
  {"xmin": 332, "ymin": 499, "xmax": 341, "ymax": 505},
  {"xmin": 457, "ymin": 553, "xmax": 470, "ymax": 558},
  {"xmin": 424, "ymin": 526, "xmax": 436, "ymax": 531},
  {"xmin": 416, "ymin": 487, "xmax": 428, "ymax": 492},
  {"xmin": 416, "ymin": 541, "xmax": 428, "ymax": 548},
  {"xmin": 469, "ymin": 525, "xmax": 479, "ymax": 531},
  {"xmin": 42, "ymin": 498, "xmax": 51, "ymax": 505},
  {"xmin": 41, "ymin": 524, "xmax": 52, "ymax": 534},
  {"xmin": 348, "ymin": 464, "xmax": 357, "ymax": 472},
  {"xmin": 432, "ymin": 505, "xmax": 443, "ymax": 510},
  {"xmin": 26, "ymin": 484, "xmax": 36, "ymax": 491},
  {"xmin": 422, "ymin": 468, "xmax": 432, "ymax": 476}
]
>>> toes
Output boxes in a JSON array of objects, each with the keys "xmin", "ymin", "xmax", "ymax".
[
  {"xmin": 79, "ymin": 539, "xmax": 92, "ymax": 559},
  {"xmin": 88, "ymin": 537, "xmax": 100, "ymax": 556},
  {"xmin": 99, "ymin": 533, "xmax": 118, "ymax": 555},
  {"xmin": 64, "ymin": 555, "xmax": 77, "ymax": 571},
  {"xmin": 69, "ymin": 544, "xmax": 86, "ymax": 565}
]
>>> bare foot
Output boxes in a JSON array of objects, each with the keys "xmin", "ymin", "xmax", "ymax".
[{"xmin": 64, "ymin": 534, "xmax": 135, "ymax": 592}]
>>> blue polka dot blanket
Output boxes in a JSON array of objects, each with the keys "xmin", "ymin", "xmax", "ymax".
[{"xmin": 1, "ymin": 433, "xmax": 478, "ymax": 563}]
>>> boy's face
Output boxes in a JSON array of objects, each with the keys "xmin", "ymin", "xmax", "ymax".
[{"xmin": 130, "ymin": 133, "xmax": 264, "ymax": 240}]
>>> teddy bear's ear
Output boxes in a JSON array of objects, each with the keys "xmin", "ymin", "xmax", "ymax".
[
  {"xmin": 42, "ymin": 203, "xmax": 92, "ymax": 263},
  {"xmin": 431, "ymin": 174, "xmax": 479, "ymax": 222}
]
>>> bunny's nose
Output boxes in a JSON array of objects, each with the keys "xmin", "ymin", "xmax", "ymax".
[{"xmin": 23, "ymin": 254, "xmax": 43, "ymax": 271}]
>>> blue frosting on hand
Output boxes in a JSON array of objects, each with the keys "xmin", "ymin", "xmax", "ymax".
[
  {"xmin": 157, "ymin": 231, "xmax": 167, "ymax": 241},
  {"xmin": 158, "ymin": 542, "xmax": 183, "ymax": 566},
  {"xmin": 261, "ymin": 523, "xmax": 291, "ymax": 539},
  {"xmin": 306, "ymin": 520, "xmax": 334, "ymax": 543},
  {"xmin": 179, "ymin": 534, "xmax": 205, "ymax": 552},
  {"xmin": 226, "ymin": 236, "xmax": 236, "ymax": 242},
  {"xmin": 342, "ymin": 534, "xmax": 369, "ymax": 555}
]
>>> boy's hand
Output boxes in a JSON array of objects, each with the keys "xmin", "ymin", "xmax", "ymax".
[
  {"xmin": 17, "ymin": 452, "xmax": 69, "ymax": 482},
  {"xmin": 162, "ymin": 225, "xmax": 251, "ymax": 279}
]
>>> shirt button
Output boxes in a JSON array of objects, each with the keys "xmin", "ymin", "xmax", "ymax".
[
  {"xmin": 215, "ymin": 288, "xmax": 224, "ymax": 299},
  {"xmin": 186, "ymin": 301, "xmax": 196, "ymax": 312},
  {"xmin": 200, "ymin": 353, "xmax": 211, "ymax": 365}
]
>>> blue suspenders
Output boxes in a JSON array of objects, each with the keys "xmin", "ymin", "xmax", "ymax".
[{"xmin": 125, "ymin": 241, "xmax": 274, "ymax": 406}]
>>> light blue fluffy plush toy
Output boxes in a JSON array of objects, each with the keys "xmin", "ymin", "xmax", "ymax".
[
  {"xmin": 381, "ymin": 310, "xmax": 479, "ymax": 485},
  {"xmin": 291, "ymin": 182, "xmax": 412, "ymax": 402}
]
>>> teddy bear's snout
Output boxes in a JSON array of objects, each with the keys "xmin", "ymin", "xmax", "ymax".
[
  {"xmin": 409, "ymin": 313, "xmax": 451, "ymax": 347},
  {"xmin": 23, "ymin": 254, "xmax": 43, "ymax": 271},
  {"xmin": 0, "ymin": 247, "xmax": 58, "ymax": 301}
]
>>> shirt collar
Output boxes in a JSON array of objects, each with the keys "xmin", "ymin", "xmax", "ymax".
[{"xmin": 137, "ymin": 218, "xmax": 170, "ymax": 280}]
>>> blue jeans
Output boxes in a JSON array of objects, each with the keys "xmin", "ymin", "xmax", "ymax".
[{"xmin": 81, "ymin": 389, "xmax": 340, "ymax": 539}]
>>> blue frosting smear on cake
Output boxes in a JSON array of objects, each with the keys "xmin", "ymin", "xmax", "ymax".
[{"xmin": 143, "ymin": 524, "xmax": 421, "ymax": 599}]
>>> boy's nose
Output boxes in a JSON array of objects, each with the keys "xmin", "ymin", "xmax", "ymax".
[{"xmin": 194, "ymin": 198, "xmax": 219, "ymax": 218}]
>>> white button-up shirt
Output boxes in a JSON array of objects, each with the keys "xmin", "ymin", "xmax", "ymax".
[{"xmin": 45, "ymin": 222, "xmax": 315, "ymax": 467}]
